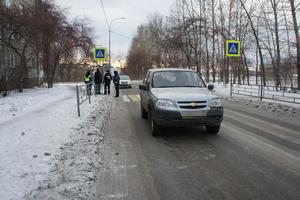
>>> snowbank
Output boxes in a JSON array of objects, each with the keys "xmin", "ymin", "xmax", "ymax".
[
  {"xmin": 212, "ymin": 83, "xmax": 300, "ymax": 120},
  {"xmin": 0, "ymin": 84, "xmax": 112, "ymax": 200},
  {"xmin": 25, "ymin": 97, "xmax": 112, "ymax": 199}
]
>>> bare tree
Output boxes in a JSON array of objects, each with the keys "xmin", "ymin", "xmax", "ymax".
[
  {"xmin": 288, "ymin": 0, "xmax": 300, "ymax": 89},
  {"xmin": 126, "ymin": 0, "xmax": 299, "ymax": 89},
  {"xmin": 0, "ymin": 1, "xmax": 95, "ymax": 94},
  {"xmin": 239, "ymin": 0, "xmax": 266, "ymax": 86},
  {"xmin": 0, "ymin": 4, "xmax": 38, "ymax": 92}
]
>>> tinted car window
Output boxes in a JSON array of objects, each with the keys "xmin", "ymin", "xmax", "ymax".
[{"xmin": 152, "ymin": 71, "xmax": 205, "ymax": 88}]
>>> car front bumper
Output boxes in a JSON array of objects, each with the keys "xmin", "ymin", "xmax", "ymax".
[
  {"xmin": 153, "ymin": 107, "xmax": 223, "ymax": 126},
  {"xmin": 120, "ymin": 83, "xmax": 131, "ymax": 88}
]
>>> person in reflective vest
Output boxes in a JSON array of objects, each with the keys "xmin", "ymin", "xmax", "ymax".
[{"xmin": 84, "ymin": 70, "xmax": 92, "ymax": 95}]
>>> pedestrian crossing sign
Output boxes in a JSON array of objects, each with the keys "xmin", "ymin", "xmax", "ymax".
[
  {"xmin": 226, "ymin": 40, "xmax": 240, "ymax": 57},
  {"xmin": 94, "ymin": 48, "xmax": 107, "ymax": 61}
]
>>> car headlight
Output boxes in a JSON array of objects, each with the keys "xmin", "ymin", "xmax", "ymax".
[
  {"xmin": 156, "ymin": 99, "xmax": 176, "ymax": 109},
  {"xmin": 208, "ymin": 98, "xmax": 221, "ymax": 107}
]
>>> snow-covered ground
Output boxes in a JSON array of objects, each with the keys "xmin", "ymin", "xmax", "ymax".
[
  {"xmin": 0, "ymin": 81, "xmax": 299, "ymax": 199},
  {"xmin": 0, "ymin": 84, "xmax": 112, "ymax": 200},
  {"xmin": 212, "ymin": 83, "xmax": 300, "ymax": 120}
]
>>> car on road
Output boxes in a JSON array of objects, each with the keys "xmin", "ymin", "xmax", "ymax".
[
  {"xmin": 119, "ymin": 75, "xmax": 132, "ymax": 88},
  {"xmin": 139, "ymin": 68, "xmax": 223, "ymax": 136}
]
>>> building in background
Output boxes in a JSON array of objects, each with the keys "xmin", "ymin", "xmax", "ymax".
[{"xmin": 0, "ymin": 0, "xmax": 42, "ymax": 93}]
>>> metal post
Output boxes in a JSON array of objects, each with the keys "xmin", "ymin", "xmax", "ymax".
[
  {"xmin": 260, "ymin": 73, "xmax": 263, "ymax": 101},
  {"xmin": 88, "ymin": 84, "xmax": 91, "ymax": 104},
  {"xmin": 76, "ymin": 85, "xmax": 80, "ymax": 117},
  {"xmin": 230, "ymin": 65, "xmax": 233, "ymax": 97},
  {"xmin": 109, "ymin": 29, "xmax": 111, "ymax": 67}
]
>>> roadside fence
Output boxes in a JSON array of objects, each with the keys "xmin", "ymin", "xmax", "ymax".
[
  {"xmin": 232, "ymin": 84, "xmax": 300, "ymax": 104},
  {"xmin": 76, "ymin": 83, "xmax": 93, "ymax": 117}
]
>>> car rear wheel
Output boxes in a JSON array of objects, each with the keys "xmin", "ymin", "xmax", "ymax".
[
  {"xmin": 151, "ymin": 119, "xmax": 161, "ymax": 137},
  {"xmin": 206, "ymin": 125, "xmax": 220, "ymax": 134},
  {"xmin": 141, "ymin": 103, "xmax": 148, "ymax": 119}
]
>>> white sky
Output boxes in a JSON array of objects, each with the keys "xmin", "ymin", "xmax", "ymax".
[{"xmin": 54, "ymin": 0, "xmax": 175, "ymax": 60}]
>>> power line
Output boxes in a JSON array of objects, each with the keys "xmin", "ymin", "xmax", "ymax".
[{"xmin": 98, "ymin": 0, "xmax": 109, "ymax": 29}]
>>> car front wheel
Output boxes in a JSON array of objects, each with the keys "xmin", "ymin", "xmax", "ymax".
[
  {"xmin": 141, "ymin": 103, "xmax": 148, "ymax": 119},
  {"xmin": 206, "ymin": 125, "xmax": 220, "ymax": 134},
  {"xmin": 151, "ymin": 119, "xmax": 161, "ymax": 137}
]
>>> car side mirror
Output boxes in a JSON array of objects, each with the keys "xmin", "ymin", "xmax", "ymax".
[
  {"xmin": 208, "ymin": 84, "xmax": 214, "ymax": 91},
  {"xmin": 139, "ymin": 84, "xmax": 149, "ymax": 91}
]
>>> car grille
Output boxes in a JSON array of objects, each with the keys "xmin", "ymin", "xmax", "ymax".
[{"xmin": 177, "ymin": 101, "xmax": 207, "ymax": 109}]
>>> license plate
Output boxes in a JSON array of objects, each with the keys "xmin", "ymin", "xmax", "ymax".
[{"xmin": 182, "ymin": 116, "xmax": 197, "ymax": 119}]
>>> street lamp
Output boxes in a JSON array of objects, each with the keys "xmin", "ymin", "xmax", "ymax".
[{"xmin": 109, "ymin": 17, "xmax": 126, "ymax": 68}]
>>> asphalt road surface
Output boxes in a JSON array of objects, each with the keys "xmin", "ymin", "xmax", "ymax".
[{"xmin": 96, "ymin": 82, "xmax": 300, "ymax": 200}]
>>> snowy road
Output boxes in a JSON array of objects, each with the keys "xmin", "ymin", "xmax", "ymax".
[
  {"xmin": 1, "ymin": 83, "xmax": 299, "ymax": 200},
  {"xmin": 97, "ymin": 82, "xmax": 300, "ymax": 200}
]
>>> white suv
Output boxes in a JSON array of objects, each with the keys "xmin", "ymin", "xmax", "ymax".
[{"xmin": 139, "ymin": 68, "xmax": 223, "ymax": 136}]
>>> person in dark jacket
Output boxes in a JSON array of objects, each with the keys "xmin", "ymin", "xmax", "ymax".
[
  {"xmin": 84, "ymin": 70, "xmax": 92, "ymax": 95},
  {"xmin": 94, "ymin": 68, "xmax": 102, "ymax": 94},
  {"xmin": 113, "ymin": 71, "xmax": 120, "ymax": 97},
  {"xmin": 104, "ymin": 70, "xmax": 112, "ymax": 95}
]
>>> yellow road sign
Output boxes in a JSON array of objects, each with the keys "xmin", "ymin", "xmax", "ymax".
[
  {"xmin": 226, "ymin": 40, "xmax": 240, "ymax": 57},
  {"xmin": 94, "ymin": 48, "xmax": 107, "ymax": 61}
]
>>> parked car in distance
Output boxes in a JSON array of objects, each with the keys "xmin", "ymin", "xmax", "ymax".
[
  {"xmin": 119, "ymin": 75, "xmax": 132, "ymax": 88},
  {"xmin": 139, "ymin": 68, "xmax": 223, "ymax": 136}
]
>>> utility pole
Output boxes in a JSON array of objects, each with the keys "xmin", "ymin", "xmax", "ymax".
[{"xmin": 108, "ymin": 17, "xmax": 126, "ymax": 68}]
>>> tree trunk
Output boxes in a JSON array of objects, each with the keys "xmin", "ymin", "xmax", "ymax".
[
  {"xmin": 243, "ymin": 52, "xmax": 250, "ymax": 85},
  {"xmin": 240, "ymin": 0, "xmax": 266, "ymax": 86},
  {"xmin": 203, "ymin": 0, "xmax": 210, "ymax": 82},
  {"xmin": 211, "ymin": 0, "xmax": 216, "ymax": 82},
  {"xmin": 18, "ymin": 55, "xmax": 26, "ymax": 92},
  {"xmin": 289, "ymin": 0, "xmax": 300, "ymax": 89},
  {"xmin": 269, "ymin": 0, "xmax": 281, "ymax": 88}
]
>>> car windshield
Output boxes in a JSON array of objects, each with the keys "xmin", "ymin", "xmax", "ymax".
[
  {"xmin": 120, "ymin": 76, "xmax": 130, "ymax": 80},
  {"xmin": 152, "ymin": 71, "xmax": 205, "ymax": 88}
]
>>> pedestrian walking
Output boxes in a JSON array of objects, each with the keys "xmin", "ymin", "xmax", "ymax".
[
  {"xmin": 94, "ymin": 68, "xmax": 102, "ymax": 94},
  {"xmin": 113, "ymin": 71, "xmax": 120, "ymax": 97},
  {"xmin": 84, "ymin": 70, "xmax": 93, "ymax": 95},
  {"xmin": 104, "ymin": 70, "xmax": 112, "ymax": 95}
]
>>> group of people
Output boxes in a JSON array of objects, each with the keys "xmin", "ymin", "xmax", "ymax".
[{"xmin": 84, "ymin": 69, "xmax": 120, "ymax": 97}]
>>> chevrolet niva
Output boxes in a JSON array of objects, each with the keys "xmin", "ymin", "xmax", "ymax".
[{"xmin": 139, "ymin": 68, "xmax": 223, "ymax": 136}]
